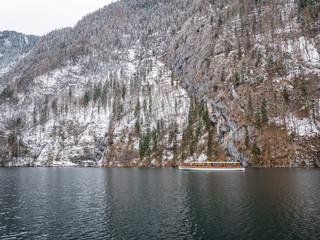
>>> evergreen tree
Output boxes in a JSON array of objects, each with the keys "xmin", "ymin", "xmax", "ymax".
[
  {"xmin": 238, "ymin": 42, "xmax": 242, "ymax": 60},
  {"xmin": 84, "ymin": 91, "xmax": 91, "ymax": 106},
  {"xmin": 117, "ymin": 100, "xmax": 123, "ymax": 119},
  {"xmin": 181, "ymin": 146, "xmax": 186, "ymax": 161},
  {"xmin": 255, "ymin": 107, "xmax": 262, "ymax": 129},
  {"xmin": 234, "ymin": 71, "xmax": 240, "ymax": 85},
  {"xmin": 40, "ymin": 104, "xmax": 48, "ymax": 123},
  {"xmin": 195, "ymin": 118, "xmax": 201, "ymax": 141},
  {"xmin": 255, "ymin": 49, "xmax": 262, "ymax": 67},
  {"xmin": 149, "ymin": 95, "xmax": 152, "ymax": 114},
  {"xmin": 245, "ymin": 126, "xmax": 250, "ymax": 148},
  {"xmin": 135, "ymin": 119, "xmax": 140, "ymax": 135},
  {"xmin": 203, "ymin": 107, "xmax": 210, "ymax": 130},
  {"xmin": 172, "ymin": 135, "xmax": 178, "ymax": 157},
  {"xmin": 157, "ymin": 120, "xmax": 161, "ymax": 135},
  {"xmin": 301, "ymin": 75, "xmax": 307, "ymax": 99},
  {"xmin": 143, "ymin": 99, "xmax": 147, "ymax": 113},
  {"xmin": 93, "ymin": 84, "xmax": 101, "ymax": 102},
  {"xmin": 267, "ymin": 54, "xmax": 275, "ymax": 73},
  {"xmin": 0, "ymin": 87, "xmax": 14, "ymax": 100},
  {"xmin": 171, "ymin": 72, "xmax": 174, "ymax": 87},
  {"xmin": 293, "ymin": 75, "xmax": 299, "ymax": 89},
  {"xmin": 218, "ymin": 15, "xmax": 223, "ymax": 27},
  {"xmin": 190, "ymin": 137, "xmax": 195, "ymax": 156},
  {"xmin": 188, "ymin": 102, "xmax": 194, "ymax": 125},
  {"xmin": 139, "ymin": 128, "xmax": 151, "ymax": 159},
  {"xmin": 146, "ymin": 128, "xmax": 151, "ymax": 157},
  {"xmin": 207, "ymin": 130, "xmax": 212, "ymax": 158},
  {"xmin": 282, "ymin": 86, "xmax": 289, "ymax": 104},
  {"xmin": 33, "ymin": 105, "xmax": 37, "ymax": 124},
  {"xmin": 134, "ymin": 99, "xmax": 141, "ymax": 118},
  {"xmin": 252, "ymin": 142, "xmax": 260, "ymax": 156},
  {"xmin": 168, "ymin": 121, "xmax": 179, "ymax": 145},
  {"xmin": 139, "ymin": 135, "xmax": 145, "ymax": 159},
  {"xmin": 152, "ymin": 128, "xmax": 158, "ymax": 152},
  {"xmin": 245, "ymin": 29, "xmax": 251, "ymax": 52},
  {"xmin": 175, "ymin": 99, "xmax": 178, "ymax": 113},
  {"xmin": 51, "ymin": 99, "xmax": 57, "ymax": 115},
  {"xmin": 261, "ymin": 98, "xmax": 268, "ymax": 122},
  {"xmin": 247, "ymin": 93, "xmax": 253, "ymax": 118},
  {"xmin": 122, "ymin": 85, "xmax": 126, "ymax": 100}
]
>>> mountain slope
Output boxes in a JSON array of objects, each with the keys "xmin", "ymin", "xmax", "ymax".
[
  {"xmin": 0, "ymin": 0, "xmax": 319, "ymax": 167},
  {"xmin": 0, "ymin": 0, "xmax": 194, "ymax": 167},
  {"xmin": 0, "ymin": 31, "xmax": 39, "ymax": 79},
  {"xmin": 166, "ymin": 0, "xmax": 320, "ymax": 166}
]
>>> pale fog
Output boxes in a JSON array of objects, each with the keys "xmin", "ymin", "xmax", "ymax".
[{"xmin": 0, "ymin": 0, "xmax": 117, "ymax": 36}]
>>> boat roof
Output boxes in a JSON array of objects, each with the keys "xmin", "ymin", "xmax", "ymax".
[{"xmin": 185, "ymin": 162, "xmax": 241, "ymax": 164}]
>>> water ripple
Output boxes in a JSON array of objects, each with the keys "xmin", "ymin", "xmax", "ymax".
[{"xmin": 1, "ymin": 168, "xmax": 320, "ymax": 239}]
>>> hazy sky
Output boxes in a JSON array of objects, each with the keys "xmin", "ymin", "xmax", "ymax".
[{"xmin": 0, "ymin": 0, "xmax": 117, "ymax": 36}]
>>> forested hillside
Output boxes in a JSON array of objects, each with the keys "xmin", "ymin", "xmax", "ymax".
[
  {"xmin": 0, "ymin": 31, "xmax": 39, "ymax": 78},
  {"xmin": 0, "ymin": 0, "xmax": 319, "ymax": 167}
]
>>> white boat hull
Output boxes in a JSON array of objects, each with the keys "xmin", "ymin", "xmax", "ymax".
[{"xmin": 178, "ymin": 166, "xmax": 245, "ymax": 171}]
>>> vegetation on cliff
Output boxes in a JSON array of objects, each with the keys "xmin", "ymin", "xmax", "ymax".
[{"xmin": 0, "ymin": 0, "xmax": 319, "ymax": 167}]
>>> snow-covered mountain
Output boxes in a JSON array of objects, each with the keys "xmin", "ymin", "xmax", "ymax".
[
  {"xmin": 0, "ymin": 0, "xmax": 319, "ymax": 167},
  {"xmin": 0, "ymin": 31, "xmax": 39, "ymax": 79}
]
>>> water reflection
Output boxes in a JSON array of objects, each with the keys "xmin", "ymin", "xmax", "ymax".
[
  {"xmin": 0, "ymin": 168, "xmax": 320, "ymax": 239},
  {"xmin": 179, "ymin": 171, "xmax": 249, "ymax": 239},
  {"xmin": 101, "ymin": 168, "xmax": 193, "ymax": 239}
]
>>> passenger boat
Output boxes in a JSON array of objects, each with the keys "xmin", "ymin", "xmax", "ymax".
[{"xmin": 178, "ymin": 161, "xmax": 245, "ymax": 171}]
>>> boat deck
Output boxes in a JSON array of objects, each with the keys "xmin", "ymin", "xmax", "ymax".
[{"xmin": 179, "ymin": 162, "xmax": 245, "ymax": 171}]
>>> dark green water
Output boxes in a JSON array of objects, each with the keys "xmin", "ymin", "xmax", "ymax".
[{"xmin": 0, "ymin": 168, "xmax": 320, "ymax": 239}]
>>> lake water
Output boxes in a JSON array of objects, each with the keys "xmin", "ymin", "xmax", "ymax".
[{"xmin": 0, "ymin": 168, "xmax": 320, "ymax": 239}]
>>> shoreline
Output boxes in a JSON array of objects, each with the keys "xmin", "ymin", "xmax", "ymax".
[{"xmin": 0, "ymin": 165, "xmax": 319, "ymax": 169}]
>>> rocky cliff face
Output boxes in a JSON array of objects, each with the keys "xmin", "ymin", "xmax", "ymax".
[
  {"xmin": 166, "ymin": 0, "xmax": 320, "ymax": 167},
  {"xmin": 0, "ymin": 31, "xmax": 39, "ymax": 79},
  {"xmin": 0, "ymin": 0, "xmax": 319, "ymax": 167}
]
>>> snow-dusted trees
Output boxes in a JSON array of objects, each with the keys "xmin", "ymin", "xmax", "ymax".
[{"xmin": 83, "ymin": 91, "xmax": 91, "ymax": 106}]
